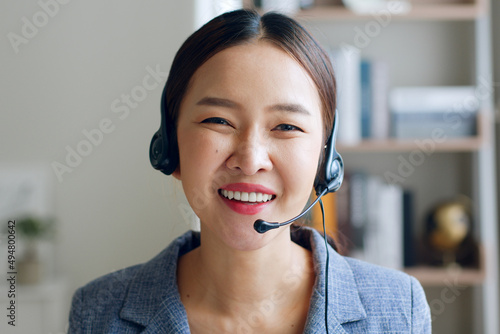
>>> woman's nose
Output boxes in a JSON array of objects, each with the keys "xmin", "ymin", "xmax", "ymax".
[{"xmin": 225, "ymin": 129, "xmax": 273, "ymax": 175}]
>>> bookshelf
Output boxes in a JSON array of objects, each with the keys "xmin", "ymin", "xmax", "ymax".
[
  {"xmin": 339, "ymin": 137, "xmax": 483, "ymax": 152},
  {"xmin": 244, "ymin": 0, "xmax": 498, "ymax": 333}
]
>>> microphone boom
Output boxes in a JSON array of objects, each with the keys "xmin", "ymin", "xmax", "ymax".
[{"xmin": 253, "ymin": 188, "xmax": 328, "ymax": 234}]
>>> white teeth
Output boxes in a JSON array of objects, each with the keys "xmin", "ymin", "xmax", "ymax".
[
  {"xmin": 220, "ymin": 190, "xmax": 273, "ymax": 203},
  {"xmin": 241, "ymin": 192, "xmax": 249, "ymax": 201}
]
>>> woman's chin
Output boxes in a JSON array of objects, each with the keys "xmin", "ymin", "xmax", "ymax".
[{"xmin": 201, "ymin": 221, "xmax": 289, "ymax": 252}]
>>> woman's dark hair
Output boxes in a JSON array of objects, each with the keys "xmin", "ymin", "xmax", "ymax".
[{"xmin": 164, "ymin": 9, "xmax": 337, "ymax": 171}]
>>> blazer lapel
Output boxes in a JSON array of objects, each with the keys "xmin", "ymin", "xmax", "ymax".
[
  {"xmin": 299, "ymin": 228, "xmax": 367, "ymax": 333},
  {"xmin": 303, "ymin": 289, "xmax": 349, "ymax": 334},
  {"xmin": 138, "ymin": 300, "xmax": 190, "ymax": 334}
]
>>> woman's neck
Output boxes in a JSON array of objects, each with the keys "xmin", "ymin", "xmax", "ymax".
[{"xmin": 177, "ymin": 227, "xmax": 315, "ymax": 332}]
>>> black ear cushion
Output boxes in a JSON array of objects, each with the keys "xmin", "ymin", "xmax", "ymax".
[
  {"xmin": 314, "ymin": 147, "xmax": 344, "ymax": 195},
  {"xmin": 149, "ymin": 128, "xmax": 178, "ymax": 175},
  {"xmin": 150, "ymin": 85, "xmax": 180, "ymax": 175},
  {"xmin": 314, "ymin": 113, "xmax": 344, "ymax": 195},
  {"xmin": 325, "ymin": 157, "xmax": 344, "ymax": 193},
  {"xmin": 149, "ymin": 131, "xmax": 163, "ymax": 168}
]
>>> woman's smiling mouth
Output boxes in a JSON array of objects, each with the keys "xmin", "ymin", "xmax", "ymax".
[
  {"xmin": 219, "ymin": 189, "xmax": 275, "ymax": 203},
  {"xmin": 218, "ymin": 183, "xmax": 276, "ymax": 215}
]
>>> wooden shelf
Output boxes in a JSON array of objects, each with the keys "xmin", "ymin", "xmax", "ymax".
[
  {"xmin": 338, "ymin": 136, "xmax": 483, "ymax": 153},
  {"xmin": 294, "ymin": 3, "xmax": 486, "ymax": 22},
  {"xmin": 338, "ymin": 111, "xmax": 489, "ymax": 153},
  {"xmin": 405, "ymin": 245, "xmax": 486, "ymax": 286},
  {"xmin": 405, "ymin": 266, "xmax": 485, "ymax": 286}
]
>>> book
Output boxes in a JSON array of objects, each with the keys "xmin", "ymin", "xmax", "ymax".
[
  {"xmin": 363, "ymin": 175, "xmax": 382, "ymax": 265},
  {"xmin": 330, "ymin": 45, "xmax": 362, "ymax": 145},
  {"xmin": 390, "ymin": 86, "xmax": 478, "ymax": 114},
  {"xmin": 335, "ymin": 172, "xmax": 353, "ymax": 255},
  {"xmin": 360, "ymin": 60, "xmax": 372, "ymax": 138},
  {"xmin": 362, "ymin": 176, "xmax": 403, "ymax": 269},
  {"xmin": 390, "ymin": 85, "xmax": 478, "ymax": 139},
  {"xmin": 370, "ymin": 60, "xmax": 390, "ymax": 140},
  {"xmin": 391, "ymin": 111, "xmax": 477, "ymax": 139},
  {"xmin": 339, "ymin": 172, "xmax": 405, "ymax": 270},
  {"xmin": 403, "ymin": 190, "xmax": 417, "ymax": 267},
  {"xmin": 377, "ymin": 182, "xmax": 403, "ymax": 269},
  {"xmin": 348, "ymin": 171, "xmax": 367, "ymax": 259}
]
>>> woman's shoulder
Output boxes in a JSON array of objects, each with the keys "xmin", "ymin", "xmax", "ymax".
[
  {"xmin": 68, "ymin": 262, "xmax": 147, "ymax": 333},
  {"xmin": 342, "ymin": 255, "xmax": 428, "ymax": 309},
  {"xmin": 301, "ymin": 227, "xmax": 431, "ymax": 332},
  {"xmin": 73, "ymin": 262, "xmax": 143, "ymax": 303},
  {"xmin": 339, "ymin": 256, "xmax": 431, "ymax": 332},
  {"xmin": 68, "ymin": 230, "xmax": 200, "ymax": 332},
  {"xmin": 343, "ymin": 255, "xmax": 417, "ymax": 288}
]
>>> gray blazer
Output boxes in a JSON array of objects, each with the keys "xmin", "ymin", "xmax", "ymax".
[{"xmin": 68, "ymin": 227, "xmax": 431, "ymax": 333}]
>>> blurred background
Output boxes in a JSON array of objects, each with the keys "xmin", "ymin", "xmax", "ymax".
[{"xmin": 0, "ymin": 0, "xmax": 499, "ymax": 333}]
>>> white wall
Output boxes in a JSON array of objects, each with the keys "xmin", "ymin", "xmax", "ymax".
[{"xmin": 0, "ymin": 0, "xmax": 198, "ymax": 314}]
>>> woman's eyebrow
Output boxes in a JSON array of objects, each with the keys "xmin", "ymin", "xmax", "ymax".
[
  {"xmin": 196, "ymin": 96, "xmax": 238, "ymax": 109},
  {"xmin": 269, "ymin": 103, "xmax": 311, "ymax": 115},
  {"xmin": 196, "ymin": 96, "xmax": 311, "ymax": 115}
]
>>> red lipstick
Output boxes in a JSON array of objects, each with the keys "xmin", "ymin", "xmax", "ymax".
[{"xmin": 218, "ymin": 183, "xmax": 275, "ymax": 215}]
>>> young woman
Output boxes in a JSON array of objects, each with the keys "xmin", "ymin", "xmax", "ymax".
[{"xmin": 68, "ymin": 9, "xmax": 431, "ymax": 333}]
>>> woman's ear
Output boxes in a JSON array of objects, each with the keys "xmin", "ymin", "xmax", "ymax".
[{"xmin": 172, "ymin": 166, "xmax": 181, "ymax": 180}]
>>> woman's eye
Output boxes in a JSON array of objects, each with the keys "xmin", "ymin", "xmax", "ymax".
[
  {"xmin": 201, "ymin": 117, "xmax": 229, "ymax": 125},
  {"xmin": 274, "ymin": 124, "xmax": 303, "ymax": 132}
]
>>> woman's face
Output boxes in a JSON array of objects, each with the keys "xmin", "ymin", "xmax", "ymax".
[{"xmin": 174, "ymin": 41, "xmax": 324, "ymax": 250}]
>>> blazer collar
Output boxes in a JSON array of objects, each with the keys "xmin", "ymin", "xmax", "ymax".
[{"xmin": 118, "ymin": 227, "xmax": 366, "ymax": 333}]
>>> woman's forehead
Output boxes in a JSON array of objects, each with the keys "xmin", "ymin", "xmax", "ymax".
[{"xmin": 184, "ymin": 42, "xmax": 321, "ymax": 110}]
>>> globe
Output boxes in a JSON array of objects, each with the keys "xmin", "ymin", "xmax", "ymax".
[{"xmin": 424, "ymin": 197, "xmax": 477, "ymax": 268}]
